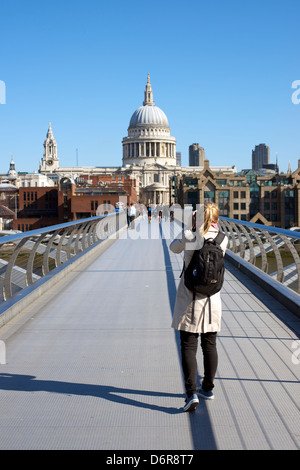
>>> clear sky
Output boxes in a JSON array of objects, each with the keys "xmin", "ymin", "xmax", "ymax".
[{"xmin": 0, "ymin": 0, "xmax": 299, "ymax": 174}]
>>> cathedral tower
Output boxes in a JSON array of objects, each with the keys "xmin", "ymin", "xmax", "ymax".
[{"xmin": 39, "ymin": 123, "xmax": 60, "ymax": 172}]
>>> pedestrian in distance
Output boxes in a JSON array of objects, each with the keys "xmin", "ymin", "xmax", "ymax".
[
  {"xmin": 169, "ymin": 204, "xmax": 174, "ymax": 222},
  {"xmin": 147, "ymin": 204, "xmax": 152, "ymax": 223},
  {"xmin": 126, "ymin": 203, "xmax": 131, "ymax": 228},
  {"xmin": 169, "ymin": 203, "xmax": 228, "ymax": 412},
  {"xmin": 163, "ymin": 204, "xmax": 169, "ymax": 222},
  {"xmin": 158, "ymin": 205, "xmax": 163, "ymax": 224},
  {"xmin": 128, "ymin": 203, "xmax": 136, "ymax": 229}
]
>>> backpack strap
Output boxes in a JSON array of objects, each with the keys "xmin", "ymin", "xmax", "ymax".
[
  {"xmin": 214, "ymin": 231, "xmax": 225, "ymax": 246},
  {"xmin": 179, "ymin": 261, "xmax": 185, "ymax": 278},
  {"xmin": 191, "ymin": 291, "xmax": 196, "ymax": 325},
  {"xmin": 208, "ymin": 297, "xmax": 212, "ymax": 324}
]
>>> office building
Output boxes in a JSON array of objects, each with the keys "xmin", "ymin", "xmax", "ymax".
[
  {"xmin": 189, "ymin": 144, "xmax": 205, "ymax": 166},
  {"xmin": 252, "ymin": 144, "xmax": 270, "ymax": 170}
]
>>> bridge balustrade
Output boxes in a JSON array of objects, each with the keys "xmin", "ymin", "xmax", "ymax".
[
  {"xmin": 219, "ymin": 217, "xmax": 300, "ymax": 294},
  {"xmin": 172, "ymin": 206, "xmax": 300, "ymax": 295},
  {"xmin": 0, "ymin": 212, "xmax": 126, "ymax": 304},
  {"xmin": 1, "ymin": 208, "xmax": 299, "ymax": 306}
]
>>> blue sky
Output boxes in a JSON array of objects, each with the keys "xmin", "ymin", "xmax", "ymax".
[{"xmin": 0, "ymin": 0, "xmax": 299, "ymax": 174}]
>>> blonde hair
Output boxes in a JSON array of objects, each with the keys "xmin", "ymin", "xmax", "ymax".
[{"xmin": 203, "ymin": 203, "xmax": 219, "ymax": 235}]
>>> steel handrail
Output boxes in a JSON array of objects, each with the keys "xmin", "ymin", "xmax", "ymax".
[
  {"xmin": 220, "ymin": 216, "xmax": 300, "ymax": 240},
  {"xmin": 173, "ymin": 209, "xmax": 300, "ymax": 294},
  {"xmin": 219, "ymin": 216, "xmax": 300, "ymax": 294},
  {"xmin": 0, "ymin": 214, "xmax": 107, "ymax": 246},
  {"xmin": 0, "ymin": 212, "xmax": 126, "ymax": 303}
]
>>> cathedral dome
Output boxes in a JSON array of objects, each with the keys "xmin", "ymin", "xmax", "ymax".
[
  {"xmin": 128, "ymin": 73, "xmax": 169, "ymax": 129},
  {"xmin": 122, "ymin": 74, "xmax": 176, "ymax": 169},
  {"xmin": 129, "ymin": 105, "xmax": 169, "ymax": 128}
]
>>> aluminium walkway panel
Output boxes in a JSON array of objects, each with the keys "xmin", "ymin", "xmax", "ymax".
[{"xmin": 0, "ymin": 217, "xmax": 299, "ymax": 450}]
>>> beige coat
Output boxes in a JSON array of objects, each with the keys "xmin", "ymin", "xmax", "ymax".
[{"xmin": 170, "ymin": 226, "xmax": 228, "ymax": 333}]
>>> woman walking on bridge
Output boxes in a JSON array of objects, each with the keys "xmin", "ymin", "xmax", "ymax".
[{"xmin": 169, "ymin": 203, "xmax": 227, "ymax": 412}]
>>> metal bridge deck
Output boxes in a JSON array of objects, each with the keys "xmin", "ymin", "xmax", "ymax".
[{"xmin": 0, "ymin": 218, "xmax": 299, "ymax": 450}]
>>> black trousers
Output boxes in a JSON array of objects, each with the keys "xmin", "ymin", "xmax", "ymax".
[{"xmin": 180, "ymin": 330, "xmax": 218, "ymax": 397}]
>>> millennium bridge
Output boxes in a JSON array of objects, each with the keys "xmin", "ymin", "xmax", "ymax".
[{"xmin": 0, "ymin": 209, "xmax": 299, "ymax": 450}]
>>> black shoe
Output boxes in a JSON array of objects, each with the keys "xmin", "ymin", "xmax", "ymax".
[{"xmin": 183, "ymin": 394, "xmax": 199, "ymax": 412}]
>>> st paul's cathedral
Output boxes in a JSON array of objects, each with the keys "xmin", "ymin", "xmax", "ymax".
[{"xmin": 37, "ymin": 74, "xmax": 235, "ymax": 205}]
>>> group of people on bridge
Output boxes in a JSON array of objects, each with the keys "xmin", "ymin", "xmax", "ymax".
[{"xmin": 126, "ymin": 203, "xmax": 176, "ymax": 228}]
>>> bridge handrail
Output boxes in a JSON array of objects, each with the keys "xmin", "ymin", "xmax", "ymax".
[
  {"xmin": 0, "ymin": 214, "xmax": 109, "ymax": 246},
  {"xmin": 0, "ymin": 212, "xmax": 126, "ymax": 303},
  {"xmin": 219, "ymin": 216, "xmax": 300, "ymax": 294},
  {"xmin": 220, "ymin": 216, "xmax": 300, "ymax": 240},
  {"xmin": 173, "ymin": 209, "xmax": 300, "ymax": 294}
]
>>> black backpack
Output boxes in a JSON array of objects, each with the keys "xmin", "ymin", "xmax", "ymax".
[{"xmin": 184, "ymin": 231, "xmax": 226, "ymax": 297}]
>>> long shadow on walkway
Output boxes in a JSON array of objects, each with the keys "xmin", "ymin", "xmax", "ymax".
[
  {"xmin": 0, "ymin": 373, "xmax": 182, "ymax": 415},
  {"xmin": 159, "ymin": 223, "xmax": 218, "ymax": 450}
]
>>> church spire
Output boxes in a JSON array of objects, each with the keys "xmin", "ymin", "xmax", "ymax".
[
  {"xmin": 47, "ymin": 122, "xmax": 53, "ymax": 138},
  {"xmin": 143, "ymin": 73, "xmax": 155, "ymax": 106},
  {"xmin": 40, "ymin": 122, "xmax": 59, "ymax": 172}
]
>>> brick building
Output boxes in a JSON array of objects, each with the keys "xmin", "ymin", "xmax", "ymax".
[
  {"xmin": 72, "ymin": 174, "xmax": 137, "ymax": 218},
  {"xmin": 14, "ymin": 174, "xmax": 137, "ymax": 231}
]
